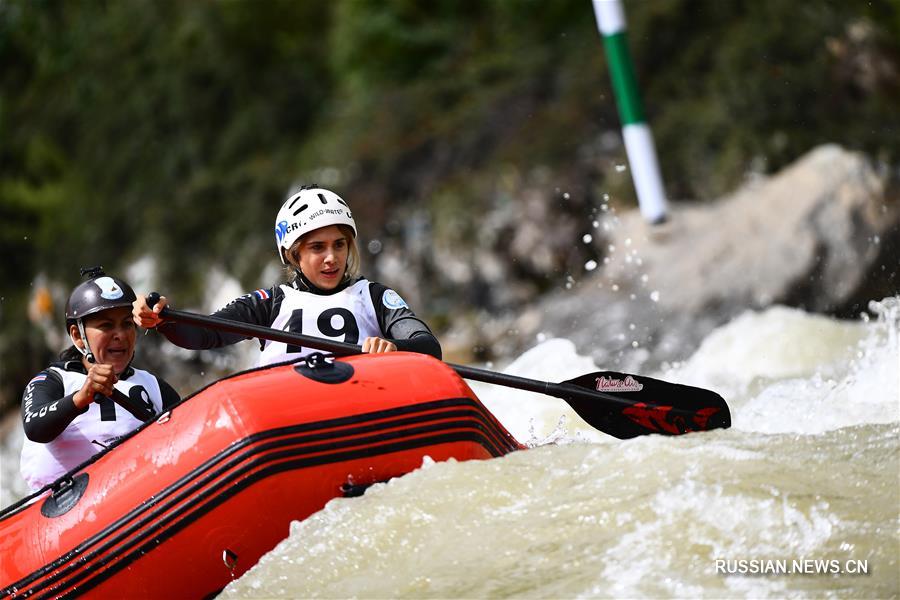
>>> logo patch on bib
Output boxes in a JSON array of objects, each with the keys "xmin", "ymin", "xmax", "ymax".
[{"xmin": 382, "ymin": 289, "xmax": 408, "ymax": 310}]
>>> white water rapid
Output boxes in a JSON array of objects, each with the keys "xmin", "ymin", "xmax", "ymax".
[
  {"xmin": 217, "ymin": 297, "xmax": 899, "ymax": 599},
  {"xmin": 1, "ymin": 298, "xmax": 897, "ymax": 598}
]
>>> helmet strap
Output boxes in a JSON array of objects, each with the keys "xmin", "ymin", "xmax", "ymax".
[
  {"xmin": 291, "ymin": 268, "xmax": 313, "ymax": 292},
  {"xmin": 73, "ymin": 320, "xmax": 96, "ymax": 363}
]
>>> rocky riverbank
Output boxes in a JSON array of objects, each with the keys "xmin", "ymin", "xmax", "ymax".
[{"xmin": 443, "ymin": 145, "xmax": 900, "ymax": 372}]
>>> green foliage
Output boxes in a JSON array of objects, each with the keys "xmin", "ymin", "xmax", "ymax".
[
  {"xmin": 322, "ymin": 0, "xmax": 601, "ymax": 173},
  {"xmin": 636, "ymin": 0, "xmax": 900, "ymax": 198}
]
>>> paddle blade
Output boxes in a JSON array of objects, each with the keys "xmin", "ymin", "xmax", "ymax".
[{"xmin": 560, "ymin": 371, "xmax": 731, "ymax": 439}]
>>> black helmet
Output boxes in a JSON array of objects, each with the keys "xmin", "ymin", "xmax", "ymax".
[{"xmin": 65, "ymin": 266, "xmax": 137, "ymax": 325}]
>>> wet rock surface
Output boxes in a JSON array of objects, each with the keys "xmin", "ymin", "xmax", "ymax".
[{"xmin": 449, "ymin": 145, "xmax": 900, "ymax": 371}]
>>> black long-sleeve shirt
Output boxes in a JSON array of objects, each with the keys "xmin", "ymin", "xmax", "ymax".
[{"xmin": 156, "ymin": 278, "xmax": 442, "ymax": 359}]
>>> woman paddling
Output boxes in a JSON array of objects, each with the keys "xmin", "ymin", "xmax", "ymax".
[
  {"xmin": 20, "ymin": 267, "xmax": 181, "ymax": 491},
  {"xmin": 132, "ymin": 185, "xmax": 441, "ymax": 364}
]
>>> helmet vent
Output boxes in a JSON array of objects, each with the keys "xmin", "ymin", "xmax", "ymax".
[
  {"xmin": 291, "ymin": 203, "xmax": 308, "ymax": 216},
  {"xmin": 317, "ymin": 193, "xmax": 329, "ymax": 204}
]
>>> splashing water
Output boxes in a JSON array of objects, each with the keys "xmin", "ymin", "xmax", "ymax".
[{"xmin": 219, "ymin": 298, "xmax": 899, "ymax": 599}]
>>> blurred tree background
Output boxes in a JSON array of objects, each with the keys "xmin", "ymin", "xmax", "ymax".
[{"xmin": 1, "ymin": 0, "xmax": 898, "ymax": 411}]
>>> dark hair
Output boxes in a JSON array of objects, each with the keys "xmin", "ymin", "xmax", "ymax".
[{"xmin": 59, "ymin": 345, "xmax": 83, "ymax": 362}]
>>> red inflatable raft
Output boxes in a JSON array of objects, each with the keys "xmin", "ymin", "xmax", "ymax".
[{"xmin": 0, "ymin": 352, "xmax": 522, "ymax": 598}]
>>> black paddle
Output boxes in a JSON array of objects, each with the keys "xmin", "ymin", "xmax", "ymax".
[{"xmin": 144, "ymin": 293, "xmax": 730, "ymax": 439}]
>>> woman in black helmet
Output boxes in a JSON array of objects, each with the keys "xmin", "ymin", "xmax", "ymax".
[{"xmin": 19, "ymin": 267, "xmax": 181, "ymax": 491}]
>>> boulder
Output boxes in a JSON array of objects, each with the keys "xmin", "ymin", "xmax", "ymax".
[{"xmin": 487, "ymin": 145, "xmax": 900, "ymax": 370}]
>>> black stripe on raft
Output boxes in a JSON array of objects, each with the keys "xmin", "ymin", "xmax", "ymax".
[
  {"xmin": 8, "ymin": 399, "xmax": 509, "ymax": 595},
  {"xmin": 62, "ymin": 432, "xmax": 493, "ymax": 598}
]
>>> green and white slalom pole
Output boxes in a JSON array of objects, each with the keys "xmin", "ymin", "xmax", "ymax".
[{"xmin": 592, "ymin": 0, "xmax": 668, "ymax": 224}]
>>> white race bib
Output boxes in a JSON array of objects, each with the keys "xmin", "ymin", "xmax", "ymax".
[
  {"xmin": 20, "ymin": 366, "xmax": 164, "ymax": 490},
  {"xmin": 258, "ymin": 280, "xmax": 381, "ymax": 366}
]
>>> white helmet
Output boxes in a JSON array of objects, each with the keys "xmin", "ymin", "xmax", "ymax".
[{"xmin": 274, "ymin": 186, "xmax": 357, "ymax": 264}]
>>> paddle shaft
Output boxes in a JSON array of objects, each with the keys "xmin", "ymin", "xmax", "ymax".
[{"xmin": 154, "ymin": 304, "xmax": 638, "ymax": 410}]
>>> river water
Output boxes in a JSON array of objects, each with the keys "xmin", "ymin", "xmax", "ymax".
[
  {"xmin": 219, "ymin": 297, "xmax": 899, "ymax": 599},
  {"xmin": 1, "ymin": 298, "xmax": 897, "ymax": 598}
]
